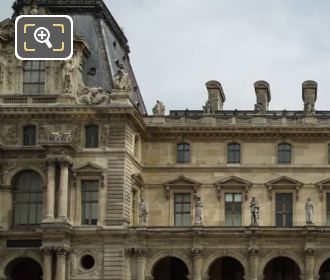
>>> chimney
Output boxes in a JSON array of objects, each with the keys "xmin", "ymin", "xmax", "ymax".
[
  {"xmin": 302, "ymin": 80, "xmax": 317, "ymax": 114},
  {"xmin": 205, "ymin": 80, "xmax": 226, "ymax": 111},
  {"xmin": 254, "ymin": 80, "xmax": 271, "ymax": 112}
]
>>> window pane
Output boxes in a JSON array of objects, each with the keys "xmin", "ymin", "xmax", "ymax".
[
  {"xmin": 85, "ymin": 125, "xmax": 99, "ymax": 148},
  {"xmin": 81, "ymin": 180, "xmax": 99, "ymax": 225},
  {"xmin": 228, "ymin": 143, "xmax": 240, "ymax": 163},
  {"xmin": 233, "ymin": 214, "xmax": 242, "ymax": 226},
  {"xmin": 234, "ymin": 194, "xmax": 242, "ymax": 202},
  {"xmin": 182, "ymin": 214, "xmax": 190, "ymax": 226},
  {"xmin": 23, "ymin": 61, "xmax": 45, "ymax": 95},
  {"xmin": 225, "ymin": 214, "xmax": 233, "ymax": 226},
  {"xmin": 177, "ymin": 143, "xmax": 190, "ymax": 164},
  {"xmin": 225, "ymin": 193, "xmax": 233, "ymax": 202},
  {"xmin": 23, "ymin": 126, "xmax": 36, "ymax": 146}
]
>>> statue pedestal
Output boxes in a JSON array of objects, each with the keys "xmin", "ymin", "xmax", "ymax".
[{"xmin": 110, "ymin": 90, "xmax": 134, "ymax": 106}]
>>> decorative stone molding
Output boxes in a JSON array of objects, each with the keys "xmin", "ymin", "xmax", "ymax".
[
  {"xmin": 213, "ymin": 176, "xmax": 252, "ymax": 201},
  {"xmin": 254, "ymin": 80, "xmax": 271, "ymax": 112},
  {"xmin": 57, "ymin": 159, "xmax": 73, "ymax": 168},
  {"xmin": 304, "ymin": 248, "xmax": 316, "ymax": 256},
  {"xmin": 163, "ymin": 175, "xmax": 201, "ymax": 200},
  {"xmin": 134, "ymin": 248, "xmax": 147, "ymax": 258},
  {"xmin": 248, "ymin": 247, "xmax": 259, "ymax": 256},
  {"xmin": 265, "ymin": 176, "xmax": 303, "ymax": 200},
  {"xmin": 205, "ymin": 80, "xmax": 226, "ymax": 111},
  {"xmin": 124, "ymin": 248, "xmax": 134, "ymax": 257},
  {"xmin": 191, "ymin": 248, "xmax": 204, "ymax": 257},
  {"xmin": 132, "ymin": 173, "xmax": 145, "ymax": 192},
  {"xmin": 113, "ymin": 65, "xmax": 132, "ymax": 91},
  {"xmin": 71, "ymin": 248, "xmax": 102, "ymax": 276},
  {"xmin": 302, "ymin": 80, "xmax": 317, "ymax": 115},
  {"xmin": 1, "ymin": 125, "xmax": 18, "ymax": 146},
  {"xmin": 315, "ymin": 178, "xmax": 330, "ymax": 200},
  {"xmin": 72, "ymin": 162, "xmax": 106, "ymax": 188},
  {"xmin": 100, "ymin": 125, "xmax": 109, "ymax": 147},
  {"xmin": 78, "ymin": 87, "xmax": 109, "ymax": 105}
]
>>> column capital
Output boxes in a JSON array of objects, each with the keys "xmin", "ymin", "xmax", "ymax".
[
  {"xmin": 134, "ymin": 248, "xmax": 147, "ymax": 257},
  {"xmin": 45, "ymin": 158, "xmax": 57, "ymax": 166},
  {"xmin": 191, "ymin": 248, "xmax": 204, "ymax": 257},
  {"xmin": 248, "ymin": 247, "xmax": 259, "ymax": 256},
  {"xmin": 125, "ymin": 248, "xmax": 134, "ymax": 257},
  {"xmin": 55, "ymin": 247, "xmax": 70, "ymax": 257},
  {"xmin": 305, "ymin": 248, "xmax": 316, "ymax": 256},
  {"xmin": 58, "ymin": 159, "xmax": 73, "ymax": 167},
  {"xmin": 41, "ymin": 247, "xmax": 53, "ymax": 256}
]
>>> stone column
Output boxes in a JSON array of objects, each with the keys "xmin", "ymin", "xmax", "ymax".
[
  {"xmin": 192, "ymin": 248, "xmax": 204, "ymax": 280},
  {"xmin": 305, "ymin": 248, "xmax": 316, "ymax": 280},
  {"xmin": 41, "ymin": 247, "xmax": 53, "ymax": 280},
  {"xmin": 248, "ymin": 248, "xmax": 259, "ymax": 280},
  {"xmin": 135, "ymin": 248, "xmax": 147, "ymax": 280},
  {"xmin": 55, "ymin": 247, "xmax": 69, "ymax": 280},
  {"xmin": 58, "ymin": 160, "xmax": 71, "ymax": 220},
  {"xmin": 44, "ymin": 160, "xmax": 56, "ymax": 222},
  {"xmin": 125, "ymin": 248, "xmax": 134, "ymax": 280}
]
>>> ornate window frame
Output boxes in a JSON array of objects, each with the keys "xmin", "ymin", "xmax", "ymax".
[
  {"xmin": 213, "ymin": 176, "xmax": 251, "ymax": 226},
  {"xmin": 131, "ymin": 173, "xmax": 145, "ymax": 226},
  {"xmin": 265, "ymin": 176, "xmax": 302, "ymax": 201},
  {"xmin": 72, "ymin": 162, "xmax": 106, "ymax": 226},
  {"xmin": 316, "ymin": 178, "xmax": 330, "ymax": 225},
  {"xmin": 163, "ymin": 175, "xmax": 201, "ymax": 226}
]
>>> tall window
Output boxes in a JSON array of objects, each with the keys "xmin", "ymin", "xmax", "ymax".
[
  {"xmin": 23, "ymin": 125, "xmax": 36, "ymax": 146},
  {"xmin": 81, "ymin": 180, "xmax": 99, "ymax": 225},
  {"xmin": 174, "ymin": 193, "xmax": 191, "ymax": 226},
  {"xmin": 275, "ymin": 193, "xmax": 293, "ymax": 227},
  {"xmin": 225, "ymin": 193, "xmax": 242, "ymax": 226},
  {"xmin": 327, "ymin": 193, "xmax": 330, "ymax": 225},
  {"xmin": 278, "ymin": 143, "xmax": 291, "ymax": 164},
  {"xmin": 228, "ymin": 143, "xmax": 240, "ymax": 164},
  {"xmin": 177, "ymin": 143, "xmax": 190, "ymax": 164},
  {"xmin": 85, "ymin": 125, "xmax": 99, "ymax": 148},
  {"xmin": 23, "ymin": 61, "xmax": 45, "ymax": 94},
  {"xmin": 13, "ymin": 170, "xmax": 43, "ymax": 226},
  {"xmin": 131, "ymin": 189, "xmax": 138, "ymax": 225},
  {"xmin": 328, "ymin": 144, "xmax": 330, "ymax": 164}
]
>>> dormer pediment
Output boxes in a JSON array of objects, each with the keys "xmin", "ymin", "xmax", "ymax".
[
  {"xmin": 74, "ymin": 162, "xmax": 105, "ymax": 174},
  {"xmin": 213, "ymin": 176, "xmax": 252, "ymax": 200},
  {"xmin": 265, "ymin": 176, "xmax": 303, "ymax": 200},
  {"xmin": 163, "ymin": 175, "xmax": 201, "ymax": 200},
  {"xmin": 315, "ymin": 178, "xmax": 330, "ymax": 199}
]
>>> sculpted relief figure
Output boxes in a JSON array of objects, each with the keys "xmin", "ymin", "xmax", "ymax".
[
  {"xmin": 113, "ymin": 65, "xmax": 132, "ymax": 91},
  {"xmin": 139, "ymin": 198, "xmax": 148, "ymax": 226},
  {"xmin": 250, "ymin": 197, "xmax": 260, "ymax": 226},
  {"xmin": 152, "ymin": 100, "xmax": 165, "ymax": 116},
  {"xmin": 78, "ymin": 87, "xmax": 109, "ymax": 105},
  {"xmin": 62, "ymin": 59, "xmax": 74, "ymax": 94},
  {"xmin": 194, "ymin": 196, "xmax": 203, "ymax": 225},
  {"xmin": 203, "ymin": 100, "xmax": 214, "ymax": 114},
  {"xmin": 305, "ymin": 197, "xmax": 314, "ymax": 224},
  {"xmin": 254, "ymin": 102, "xmax": 265, "ymax": 114},
  {"xmin": 304, "ymin": 102, "xmax": 315, "ymax": 115}
]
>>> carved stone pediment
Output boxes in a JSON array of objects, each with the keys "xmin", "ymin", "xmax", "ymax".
[
  {"xmin": 315, "ymin": 178, "xmax": 330, "ymax": 199},
  {"xmin": 213, "ymin": 176, "xmax": 252, "ymax": 200},
  {"xmin": 163, "ymin": 175, "xmax": 201, "ymax": 200},
  {"xmin": 74, "ymin": 162, "xmax": 106, "ymax": 174},
  {"xmin": 265, "ymin": 176, "xmax": 303, "ymax": 200}
]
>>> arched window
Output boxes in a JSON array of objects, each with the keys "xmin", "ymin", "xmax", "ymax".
[
  {"xmin": 228, "ymin": 143, "xmax": 240, "ymax": 164},
  {"xmin": 23, "ymin": 125, "xmax": 36, "ymax": 146},
  {"xmin": 23, "ymin": 61, "xmax": 45, "ymax": 94},
  {"xmin": 278, "ymin": 143, "xmax": 291, "ymax": 164},
  {"xmin": 177, "ymin": 143, "xmax": 190, "ymax": 164},
  {"xmin": 85, "ymin": 125, "xmax": 99, "ymax": 148},
  {"xmin": 13, "ymin": 170, "xmax": 43, "ymax": 226}
]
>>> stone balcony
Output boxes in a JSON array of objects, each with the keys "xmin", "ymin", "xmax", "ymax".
[{"xmin": 0, "ymin": 94, "xmax": 76, "ymax": 105}]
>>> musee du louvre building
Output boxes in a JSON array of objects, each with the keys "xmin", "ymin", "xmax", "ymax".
[{"xmin": 1, "ymin": 1, "xmax": 330, "ymax": 280}]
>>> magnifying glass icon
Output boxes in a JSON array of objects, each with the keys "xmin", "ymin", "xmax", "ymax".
[{"xmin": 34, "ymin": 27, "xmax": 53, "ymax": 49}]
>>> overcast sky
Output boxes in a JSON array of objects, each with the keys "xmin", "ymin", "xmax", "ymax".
[{"xmin": 2, "ymin": 0, "xmax": 330, "ymax": 113}]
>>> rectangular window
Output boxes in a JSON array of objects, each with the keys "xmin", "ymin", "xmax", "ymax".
[
  {"xmin": 275, "ymin": 193, "xmax": 293, "ymax": 227},
  {"xmin": 225, "ymin": 193, "xmax": 242, "ymax": 226},
  {"xmin": 174, "ymin": 193, "xmax": 191, "ymax": 226},
  {"xmin": 132, "ymin": 189, "xmax": 138, "ymax": 225},
  {"xmin": 23, "ymin": 126, "xmax": 36, "ymax": 146},
  {"xmin": 328, "ymin": 144, "xmax": 330, "ymax": 164},
  {"xmin": 278, "ymin": 143, "xmax": 291, "ymax": 164},
  {"xmin": 81, "ymin": 180, "xmax": 99, "ymax": 225},
  {"xmin": 177, "ymin": 143, "xmax": 190, "ymax": 164},
  {"xmin": 327, "ymin": 193, "xmax": 330, "ymax": 226},
  {"xmin": 85, "ymin": 125, "xmax": 99, "ymax": 148},
  {"xmin": 23, "ymin": 61, "xmax": 45, "ymax": 94},
  {"xmin": 228, "ymin": 143, "xmax": 241, "ymax": 164}
]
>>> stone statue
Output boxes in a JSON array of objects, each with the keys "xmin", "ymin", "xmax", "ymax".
[
  {"xmin": 152, "ymin": 100, "xmax": 165, "ymax": 116},
  {"xmin": 78, "ymin": 87, "xmax": 109, "ymax": 105},
  {"xmin": 254, "ymin": 102, "xmax": 265, "ymax": 114},
  {"xmin": 305, "ymin": 197, "xmax": 314, "ymax": 224},
  {"xmin": 250, "ymin": 197, "xmax": 260, "ymax": 226},
  {"xmin": 304, "ymin": 102, "xmax": 315, "ymax": 115},
  {"xmin": 63, "ymin": 59, "xmax": 74, "ymax": 93},
  {"xmin": 194, "ymin": 196, "xmax": 203, "ymax": 225},
  {"xmin": 203, "ymin": 100, "xmax": 214, "ymax": 114},
  {"xmin": 113, "ymin": 65, "xmax": 132, "ymax": 91},
  {"xmin": 139, "ymin": 198, "xmax": 148, "ymax": 226}
]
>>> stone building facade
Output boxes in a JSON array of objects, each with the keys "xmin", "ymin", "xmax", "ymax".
[{"xmin": 1, "ymin": 1, "xmax": 330, "ymax": 280}]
